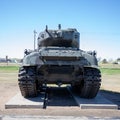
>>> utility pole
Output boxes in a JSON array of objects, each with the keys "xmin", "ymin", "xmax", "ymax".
[
  {"xmin": 33, "ymin": 30, "xmax": 37, "ymax": 50},
  {"xmin": 6, "ymin": 55, "xmax": 8, "ymax": 66}
]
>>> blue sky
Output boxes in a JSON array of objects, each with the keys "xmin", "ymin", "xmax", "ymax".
[{"xmin": 0, "ymin": 0, "xmax": 120, "ymax": 60}]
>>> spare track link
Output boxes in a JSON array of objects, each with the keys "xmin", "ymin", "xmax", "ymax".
[
  {"xmin": 18, "ymin": 67, "xmax": 37, "ymax": 97},
  {"xmin": 80, "ymin": 67, "xmax": 101, "ymax": 98}
]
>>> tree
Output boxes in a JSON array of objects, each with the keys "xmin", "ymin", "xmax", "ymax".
[
  {"xmin": 102, "ymin": 59, "xmax": 108, "ymax": 64},
  {"xmin": 117, "ymin": 58, "xmax": 120, "ymax": 62}
]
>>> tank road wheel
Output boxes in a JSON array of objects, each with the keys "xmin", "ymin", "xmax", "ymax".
[
  {"xmin": 80, "ymin": 68, "xmax": 101, "ymax": 98},
  {"xmin": 18, "ymin": 67, "xmax": 37, "ymax": 98}
]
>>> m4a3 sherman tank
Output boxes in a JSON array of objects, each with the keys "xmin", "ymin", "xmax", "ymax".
[{"xmin": 18, "ymin": 24, "xmax": 101, "ymax": 98}]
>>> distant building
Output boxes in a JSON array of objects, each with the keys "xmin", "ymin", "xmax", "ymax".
[
  {"xmin": 0, "ymin": 58, "xmax": 6, "ymax": 63},
  {"xmin": 0, "ymin": 58, "xmax": 22, "ymax": 63},
  {"xmin": 0, "ymin": 58, "xmax": 11, "ymax": 63}
]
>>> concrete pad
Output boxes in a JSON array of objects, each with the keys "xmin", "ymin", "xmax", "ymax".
[
  {"xmin": 68, "ymin": 88, "xmax": 118, "ymax": 109},
  {"xmin": 5, "ymin": 93, "xmax": 44, "ymax": 109},
  {"xmin": 5, "ymin": 89, "xmax": 118, "ymax": 109}
]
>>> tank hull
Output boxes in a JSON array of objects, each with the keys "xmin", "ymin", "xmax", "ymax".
[{"xmin": 18, "ymin": 47, "xmax": 101, "ymax": 98}]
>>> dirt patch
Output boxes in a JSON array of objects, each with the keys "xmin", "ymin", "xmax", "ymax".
[
  {"xmin": 101, "ymin": 75, "xmax": 120, "ymax": 92},
  {"xmin": 0, "ymin": 83, "xmax": 19, "ymax": 110}
]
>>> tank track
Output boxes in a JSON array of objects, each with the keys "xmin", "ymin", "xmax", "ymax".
[
  {"xmin": 80, "ymin": 67, "xmax": 101, "ymax": 98},
  {"xmin": 18, "ymin": 67, "xmax": 37, "ymax": 98}
]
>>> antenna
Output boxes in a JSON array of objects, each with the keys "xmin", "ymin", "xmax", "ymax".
[
  {"xmin": 45, "ymin": 25, "xmax": 48, "ymax": 31},
  {"xmin": 33, "ymin": 30, "xmax": 37, "ymax": 50}
]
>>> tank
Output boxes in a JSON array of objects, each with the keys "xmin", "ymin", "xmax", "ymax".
[{"xmin": 18, "ymin": 24, "xmax": 101, "ymax": 98}]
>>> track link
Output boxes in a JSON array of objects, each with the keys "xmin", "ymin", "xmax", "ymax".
[
  {"xmin": 18, "ymin": 67, "xmax": 37, "ymax": 98},
  {"xmin": 80, "ymin": 67, "xmax": 101, "ymax": 98}
]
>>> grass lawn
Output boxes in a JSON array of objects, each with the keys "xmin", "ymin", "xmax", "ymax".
[
  {"xmin": 0, "ymin": 62, "xmax": 120, "ymax": 75},
  {"xmin": 100, "ymin": 68, "xmax": 120, "ymax": 75},
  {"xmin": 0, "ymin": 62, "xmax": 120, "ymax": 74},
  {"xmin": 0, "ymin": 66, "xmax": 19, "ymax": 72},
  {"xmin": 99, "ymin": 63, "xmax": 120, "ymax": 75},
  {"xmin": 99, "ymin": 63, "xmax": 120, "ymax": 92},
  {"xmin": 0, "ymin": 63, "xmax": 19, "ymax": 72},
  {"xmin": 0, "ymin": 63, "xmax": 19, "ymax": 83}
]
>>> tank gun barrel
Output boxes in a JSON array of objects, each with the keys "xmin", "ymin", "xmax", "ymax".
[{"xmin": 45, "ymin": 25, "xmax": 53, "ymax": 38}]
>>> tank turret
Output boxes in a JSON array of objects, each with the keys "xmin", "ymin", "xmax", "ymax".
[{"xmin": 37, "ymin": 24, "xmax": 80, "ymax": 49}]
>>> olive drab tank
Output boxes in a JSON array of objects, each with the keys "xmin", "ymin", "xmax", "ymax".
[{"xmin": 18, "ymin": 24, "xmax": 101, "ymax": 98}]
